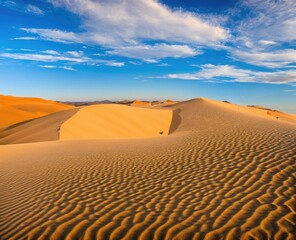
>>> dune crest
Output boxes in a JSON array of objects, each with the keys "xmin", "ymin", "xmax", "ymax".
[{"xmin": 192, "ymin": 97, "xmax": 296, "ymax": 124}]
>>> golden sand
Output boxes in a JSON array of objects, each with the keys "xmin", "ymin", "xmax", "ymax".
[
  {"xmin": 60, "ymin": 104, "xmax": 172, "ymax": 140},
  {"xmin": 0, "ymin": 98, "xmax": 295, "ymax": 240},
  {"xmin": 0, "ymin": 95, "xmax": 74, "ymax": 127}
]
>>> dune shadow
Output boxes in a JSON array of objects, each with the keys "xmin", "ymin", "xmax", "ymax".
[{"xmin": 169, "ymin": 108, "xmax": 182, "ymax": 134}]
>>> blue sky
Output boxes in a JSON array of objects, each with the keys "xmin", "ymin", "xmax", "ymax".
[{"xmin": 0, "ymin": 0, "xmax": 296, "ymax": 113}]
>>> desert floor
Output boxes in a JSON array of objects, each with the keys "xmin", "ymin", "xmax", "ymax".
[{"xmin": 0, "ymin": 98, "xmax": 295, "ymax": 240}]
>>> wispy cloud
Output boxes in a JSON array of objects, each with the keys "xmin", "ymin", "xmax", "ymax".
[
  {"xmin": 19, "ymin": 28, "xmax": 81, "ymax": 44},
  {"xmin": 108, "ymin": 44, "xmax": 200, "ymax": 61},
  {"xmin": 25, "ymin": 4, "xmax": 43, "ymax": 15},
  {"xmin": 0, "ymin": 0, "xmax": 16, "ymax": 8},
  {"xmin": 228, "ymin": 0, "xmax": 296, "ymax": 68},
  {"xmin": 235, "ymin": 0, "xmax": 296, "ymax": 45},
  {"xmin": 13, "ymin": 37, "xmax": 39, "ymax": 40},
  {"xmin": 230, "ymin": 49, "xmax": 296, "ymax": 68},
  {"xmin": 0, "ymin": 50, "xmax": 125, "ymax": 67},
  {"xmin": 162, "ymin": 64, "xmax": 296, "ymax": 84},
  {"xmin": 41, "ymin": 50, "xmax": 60, "ymax": 55},
  {"xmin": 1, "ymin": 1, "xmax": 44, "ymax": 16},
  {"xmin": 39, "ymin": 65, "xmax": 76, "ymax": 71},
  {"xmin": 66, "ymin": 51, "xmax": 84, "ymax": 57},
  {"xmin": 0, "ymin": 52, "xmax": 87, "ymax": 63},
  {"xmin": 104, "ymin": 62, "xmax": 125, "ymax": 67}
]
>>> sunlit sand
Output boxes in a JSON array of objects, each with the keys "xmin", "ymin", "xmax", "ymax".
[{"xmin": 0, "ymin": 97, "xmax": 295, "ymax": 240}]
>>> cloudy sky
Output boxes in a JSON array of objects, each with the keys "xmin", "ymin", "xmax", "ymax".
[{"xmin": 0, "ymin": 0, "xmax": 296, "ymax": 112}]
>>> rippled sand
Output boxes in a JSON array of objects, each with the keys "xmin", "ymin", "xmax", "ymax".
[{"xmin": 0, "ymin": 98, "xmax": 295, "ymax": 240}]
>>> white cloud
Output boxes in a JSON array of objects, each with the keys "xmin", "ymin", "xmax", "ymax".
[
  {"xmin": 230, "ymin": 49, "xmax": 296, "ymax": 68},
  {"xmin": 104, "ymin": 62, "xmax": 125, "ymax": 67},
  {"xmin": 235, "ymin": 0, "xmax": 296, "ymax": 45},
  {"xmin": 41, "ymin": 50, "xmax": 60, "ymax": 55},
  {"xmin": 19, "ymin": 48, "xmax": 34, "ymax": 52},
  {"xmin": 163, "ymin": 64, "xmax": 296, "ymax": 84},
  {"xmin": 16, "ymin": 0, "xmax": 229, "ymax": 62},
  {"xmin": 66, "ymin": 51, "xmax": 84, "ymax": 57},
  {"xmin": 258, "ymin": 40, "xmax": 277, "ymax": 46},
  {"xmin": 225, "ymin": 0, "xmax": 296, "ymax": 69},
  {"xmin": 47, "ymin": 0, "xmax": 229, "ymax": 47},
  {"xmin": 167, "ymin": 65, "xmax": 251, "ymax": 80},
  {"xmin": 0, "ymin": 52, "xmax": 87, "ymax": 63},
  {"xmin": 143, "ymin": 59, "xmax": 159, "ymax": 64},
  {"xmin": 108, "ymin": 44, "xmax": 200, "ymax": 60},
  {"xmin": 26, "ymin": 4, "xmax": 43, "ymax": 15},
  {"xmin": 14, "ymin": 1, "xmax": 229, "ymax": 61},
  {"xmin": 0, "ymin": 51, "xmax": 125, "ymax": 67},
  {"xmin": 13, "ymin": 37, "xmax": 38, "ymax": 40},
  {"xmin": 20, "ymin": 28, "xmax": 80, "ymax": 43},
  {"xmin": 39, "ymin": 65, "xmax": 76, "ymax": 71}
]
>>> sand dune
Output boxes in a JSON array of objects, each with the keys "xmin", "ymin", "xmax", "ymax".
[
  {"xmin": 163, "ymin": 100, "xmax": 177, "ymax": 105},
  {"xmin": 248, "ymin": 105, "xmax": 296, "ymax": 122},
  {"xmin": 0, "ymin": 108, "xmax": 79, "ymax": 145},
  {"xmin": 0, "ymin": 98, "xmax": 295, "ymax": 240},
  {"xmin": 130, "ymin": 100, "xmax": 152, "ymax": 107},
  {"xmin": 198, "ymin": 98, "xmax": 296, "ymax": 124},
  {"xmin": 0, "ymin": 95, "xmax": 74, "ymax": 127},
  {"xmin": 0, "ymin": 104, "xmax": 172, "ymax": 144},
  {"xmin": 60, "ymin": 104, "xmax": 172, "ymax": 140}
]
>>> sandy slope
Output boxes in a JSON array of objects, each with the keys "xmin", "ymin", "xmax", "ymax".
[
  {"xmin": 0, "ymin": 95, "xmax": 74, "ymax": 127},
  {"xmin": 60, "ymin": 104, "xmax": 172, "ymax": 140},
  {"xmin": 0, "ymin": 108, "xmax": 79, "ymax": 145},
  {"xmin": 0, "ymin": 98, "xmax": 295, "ymax": 240},
  {"xmin": 0, "ymin": 104, "xmax": 172, "ymax": 144}
]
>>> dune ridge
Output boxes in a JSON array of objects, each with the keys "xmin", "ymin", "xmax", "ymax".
[{"xmin": 0, "ymin": 98, "xmax": 295, "ymax": 240}]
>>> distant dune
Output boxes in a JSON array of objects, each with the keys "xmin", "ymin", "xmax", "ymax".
[
  {"xmin": 0, "ymin": 97, "xmax": 295, "ymax": 240},
  {"xmin": 247, "ymin": 105, "xmax": 296, "ymax": 122},
  {"xmin": 130, "ymin": 100, "xmax": 153, "ymax": 107},
  {"xmin": 163, "ymin": 99, "xmax": 177, "ymax": 105},
  {"xmin": 0, "ymin": 95, "xmax": 74, "ymax": 127}
]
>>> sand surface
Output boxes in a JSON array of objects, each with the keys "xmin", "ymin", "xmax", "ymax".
[
  {"xmin": 0, "ymin": 108, "xmax": 79, "ymax": 145},
  {"xmin": 0, "ymin": 95, "xmax": 74, "ymax": 127},
  {"xmin": 60, "ymin": 104, "xmax": 172, "ymax": 140},
  {"xmin": 0, "ymin": 98, "xmax": 295, "ymax": 240}
]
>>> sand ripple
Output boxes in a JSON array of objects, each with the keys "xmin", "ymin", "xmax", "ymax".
[{"xmin": 0, "ymin": 99, "xmax": 295, "ymax": 239}]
